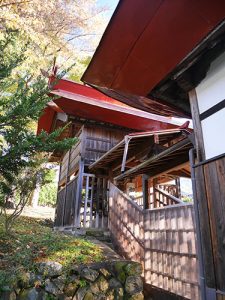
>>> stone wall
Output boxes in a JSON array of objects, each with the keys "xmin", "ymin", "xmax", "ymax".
[{"xmin": 0, "ymin": 260, "xmax": 144, "ymax": 299}]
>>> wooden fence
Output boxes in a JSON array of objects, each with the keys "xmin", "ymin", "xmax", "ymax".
[
  {"xmin": 54, "ymin": 173, "xmax": 109, "ymax": 229},
  {"xmin": 54, "ymin": 176, "xmax": 79, "ymax": 227},
  {"xmin": 109, "ymin": 183, "xmax": 199, "ymax": 299}
]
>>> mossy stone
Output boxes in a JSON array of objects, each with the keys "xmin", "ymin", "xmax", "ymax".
[
  {"xmin": 114, "ymin": 262, "xmax": 127, "ymax": 284},
  {"xmin": 84, "ymin": 291, "xmax": 94, "ymax": 300},
  {"xmin": 94, "ymin": 293, "xmax": 106, "ymax": 300},
  {"xmin": 114, "ymin": 287, "xmax": 124, "ymax": 300},
  {"xmin": 90, "ymin": 281, "xmax": 100, "ymax": 295},
  {"xmin": 114, "ymin": 262, "xmax": 126, "ymax": 274},
  {"xmin": 117, "ymin": 270, "xmax": 126, "ymax": 284},
  {"xmin": 105, "ymin": 289, "xmax": 114, "ymax": 300},
  {"xmin": 64, "ymin": 282, "xmax": 79, "ymax": 297},
  {"xmin": 99, "ymin": 268, "xmax": 111, "ymax": 279},
  {"xmin": 128, "ymin": 292, "xmax": 144, "ymax": 300},
  {"xmin": 124, "ymin": 263, "xmax": 142, "ymax": 276},
  {"xmin": 97, "ymin": 276, "xmax": 109, "ymax": 292},
  {"xmin": 80, "ymin": 268, "xmax": 99, "ymax": 282},
  {"xmin": 125, "ymin": 276, "xmax": 143, "ymax": 295}
]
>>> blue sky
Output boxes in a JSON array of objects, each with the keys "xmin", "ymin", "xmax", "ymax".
[{"xmin": 97, "ymin": 0, "xmax": 119, "ymax": 19}]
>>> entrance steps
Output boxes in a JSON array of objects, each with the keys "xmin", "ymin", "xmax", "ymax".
[
  {"xmin": 54, "ymin": 227, "xmax": 121, "ymax": 260},
  {"xmin": 55, "ymin": 227, "xmax": 112, "ymax": 242}
]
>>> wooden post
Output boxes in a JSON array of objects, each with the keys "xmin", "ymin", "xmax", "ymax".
[
  {"xmin": 121, "ymin": 136, "xmax": 130, "ymax": 172},
  {"xmin": 175, "ymin": 177, "xmax": 181, "ymax": 199},
  {"xmin": 142, "ymin": 174, "xmax": 149, "ymax": 209},
  {"xmin": 74, "ymin": 159, "xmax": 84, "ymax": 228},
  {"xmin": 189, "ymin": 89, "xmax": 217, "ymax": 299},
  {"xmin": 62, "ymin": 149, "xmax": 71, "ymax": 226},
  {"xmin": 54, "ymin": 162, "xmax": 63, "ymax": 226},
  {"xmin": 153, "ymin": 178, "xmax": 158, "ymax": 208},
  {"xmin": 189, "ymin": 89, "xmax": 205, "ymax": 162}
]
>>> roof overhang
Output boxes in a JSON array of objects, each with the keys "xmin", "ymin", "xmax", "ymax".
[
  {"xmin": 115, "ymin": 137, "xmax": 193, "ymax": 181},
  {"xmin": 37, "ymin": 77, "xmax": 179, "ymax": 135},
  {"xmin": 82, "ymin": 0, "xmax": 225, "ymax": 117},
  {"xmin": 90, "ymin": 126, "xmax": 192, "ymax": 175}
]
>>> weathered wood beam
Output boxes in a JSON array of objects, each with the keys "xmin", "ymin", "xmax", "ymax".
[
  {"xmin": 115, "ymin": 138, "xmax": 191, "ymax": 181},
  {"xmin": 189, "ymin": 89, "xmax": 205, "ymax": 161},
  {"xmin": 142, "ymin": 174, "xmax": 149, "ymax": 209}
]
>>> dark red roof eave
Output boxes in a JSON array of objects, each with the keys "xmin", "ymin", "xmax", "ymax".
[
  {"xmin": 37, "ymin": 78, "xmax": 179, "ymax": 135},
  {"xmin": 82, "ymin": 0, "xmax": 225, "ymax": 117}
]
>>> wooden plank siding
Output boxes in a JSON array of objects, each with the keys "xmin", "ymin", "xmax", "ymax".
[
  {"xmin": 82, "ymin": 126, "xmax": 124, "ymax": 166},
  {"xmin": 194, "ymin": 156, "xmax": 225, "ymax": 294},
  {"xmin": 54, "ymin": 187, "xmax": 66, "ymax": 227},
  {"xmin": 108, "ymin": 183, "xmax": 199, "ymax": 300},
  {"xmin": 63, "ymin": 177, "xmax": 78, "ymax": 226},
  {"xmin": 58, "ymin": 125, "xmax": 124, "ymax": 185},
  {"xmin": 55, "ymin": 124, "xmax": 125, "ymax": 229}
]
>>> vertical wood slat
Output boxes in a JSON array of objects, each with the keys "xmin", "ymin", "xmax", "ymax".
[
  {"xmin": 54, "ymin": 187, "xmax": 66, "ymax": 227},
  {"xmin": 63, "ymin": 177, "xmax": 78, "ymax": 226},
  {"xmin": 202, "ymin": 157, "xmax": 225, "ymax": 292},
  {"xmin": 62, "ymin": 148, "xmax": 72, "ymax": 226},
  {"xmin": 108, "ymin": 182, "xmax": 199, "ymax": 300},
  {"xmin": 76, "ymin": 173, "xmax": 109, "ymax": 229},
  {"xmin": 143, "ymin": 204, "xmax": 199, "ymax": 300},
  {"xmin": 83, "ymin": 175, "xmax": 89, "ymax": 228}
]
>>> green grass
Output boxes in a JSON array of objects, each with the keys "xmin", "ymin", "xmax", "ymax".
[{"xmin": 0, "ymin": 215, "xmax": 103, "ymax": 288}]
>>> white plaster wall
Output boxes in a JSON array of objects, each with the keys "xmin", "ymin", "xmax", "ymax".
[
  {"xmin": 201, "ymin": 108, "xmax": 225, "ymax": 159},
  {"xmin": 196, "ymin": 51, "xmax": 225, "ymax": 113},
  {"xmin": 196, "ymin": 52, "xmax": 225, "ymax": 159}
]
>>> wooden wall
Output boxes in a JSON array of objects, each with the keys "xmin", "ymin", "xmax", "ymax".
[
  {"xmin": 59, "ymin": 125, "xmax": 125, "ymax": 185},
  {"xmin": 109, "ymin": 183, "xmax": 199, "ymax": 300},
  {"xmin": 82, "ymin": 125, "xmax": 124, "ymax": 166},
  {"xmin": 55, "ymin": 124, "xmax": 125, "ymax": 228},
  {"xmin": 54, "ymin": 176, "xmax": 79, "ymax": 227},
  {"xmin": 190, "ymin": 88, "xmax": 225, "ymax": 299},
  {"xmin": 194, "ymin": 156, "xmax": 225, "ymax": 299}
]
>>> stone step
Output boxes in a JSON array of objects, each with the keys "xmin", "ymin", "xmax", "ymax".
[{"xmin": 56, "ymin": 227, "xmax": 112, "ymax": 243}]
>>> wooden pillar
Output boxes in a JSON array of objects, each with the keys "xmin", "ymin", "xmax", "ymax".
[
  {"xmin": 74, "ymin": 159, "xmax": 84, "ymax": 228},
  {"xmin": 153, "ymin": 178, "xmax": 158, "ymax": 208},
  {"xmin": 62, "ymin": 149, "xmax": 71, "ymax": 226},
  {"xmin": 54, "ymin": 162, "xmax": 63, "ymax": 226},
  {"xmin": 189, "ymin": 89, "xmax": 205, "ymax": 161},
  {"xmin": 142, "ymin": 174, "xmax": 149, "ymax": 209},
  {"xmin": 189, "ymin": 89, "xmax": 216, "ymax": 299},
  {"xmin": 175, "ymin": 177, "xmax": 181, "ymax": 199}
]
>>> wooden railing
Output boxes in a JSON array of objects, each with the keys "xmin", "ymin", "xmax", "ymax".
[
  {"xmin": 133, "ymin": 195, "xmax": 144, "ymax": 208},
  {"xmin": 109, "ymin": 183, "xmax": 199, "ymax": 300},
  {"xmin": 154, "ymin": 187, "xmax": 183, "ymax": 207},
  {"xmin": 109, "ymin": 186, "xmax": 145, "ymax": 263}
]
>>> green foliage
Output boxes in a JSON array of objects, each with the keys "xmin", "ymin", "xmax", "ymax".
[
  {"xmin": 42, "ymin": 168, "xmax": 57, "ymax": 185},
  {"xmin": 79, "ymin": 278, "xmax": 87, "ymax": 288},
  {"xmin": 0, "ymin": 28, "xmax": 27, "ymax": 81},
  {"xmin": 182, "ymin": 196, "xmax": 193, "ymax": 203},
  {"xmin": 0, "ymin": 46, "xmax": 75, "ymax": 182},
  {"xmin": 0, "ymin": 215, "xmax": 103, "ymax": 288},
  {"xmin": 69, "ymin": 56, "xmax": 92, "ymax": 82},
  {"xmin": 39, "ymin": 181, "xmax": 58, "ymax": 207},
  {"xmin": 0, "ymin": 29, "xmax": 77, "ymax": 231}
]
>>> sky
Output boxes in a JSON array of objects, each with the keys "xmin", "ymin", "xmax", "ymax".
[{"xmin": 97, "ymin": 0, "xmax": 119, "ymax": 19}]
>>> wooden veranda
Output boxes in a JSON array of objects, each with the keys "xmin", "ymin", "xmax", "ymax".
[{"xmin": 89, "ymin": 129, "xmax": 199, "ymax": 299}]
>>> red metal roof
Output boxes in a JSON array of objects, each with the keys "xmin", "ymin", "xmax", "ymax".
[
  {"xmin": 37, "ymin": 78, "xmax": 178, "ymax": 134},
  {"xmin": 82, "ymin": 0, "xmax": 225, "ymax": 117}
]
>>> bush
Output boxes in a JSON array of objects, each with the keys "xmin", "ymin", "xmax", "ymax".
[{"xmin": 39, "ymin": 182, "xmax": 57, "ymax": 207}]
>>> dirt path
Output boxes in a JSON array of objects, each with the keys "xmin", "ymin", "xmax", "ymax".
[{"xmin": 7, "ymin": 205, "xmax": 55, "ymax": 220}]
